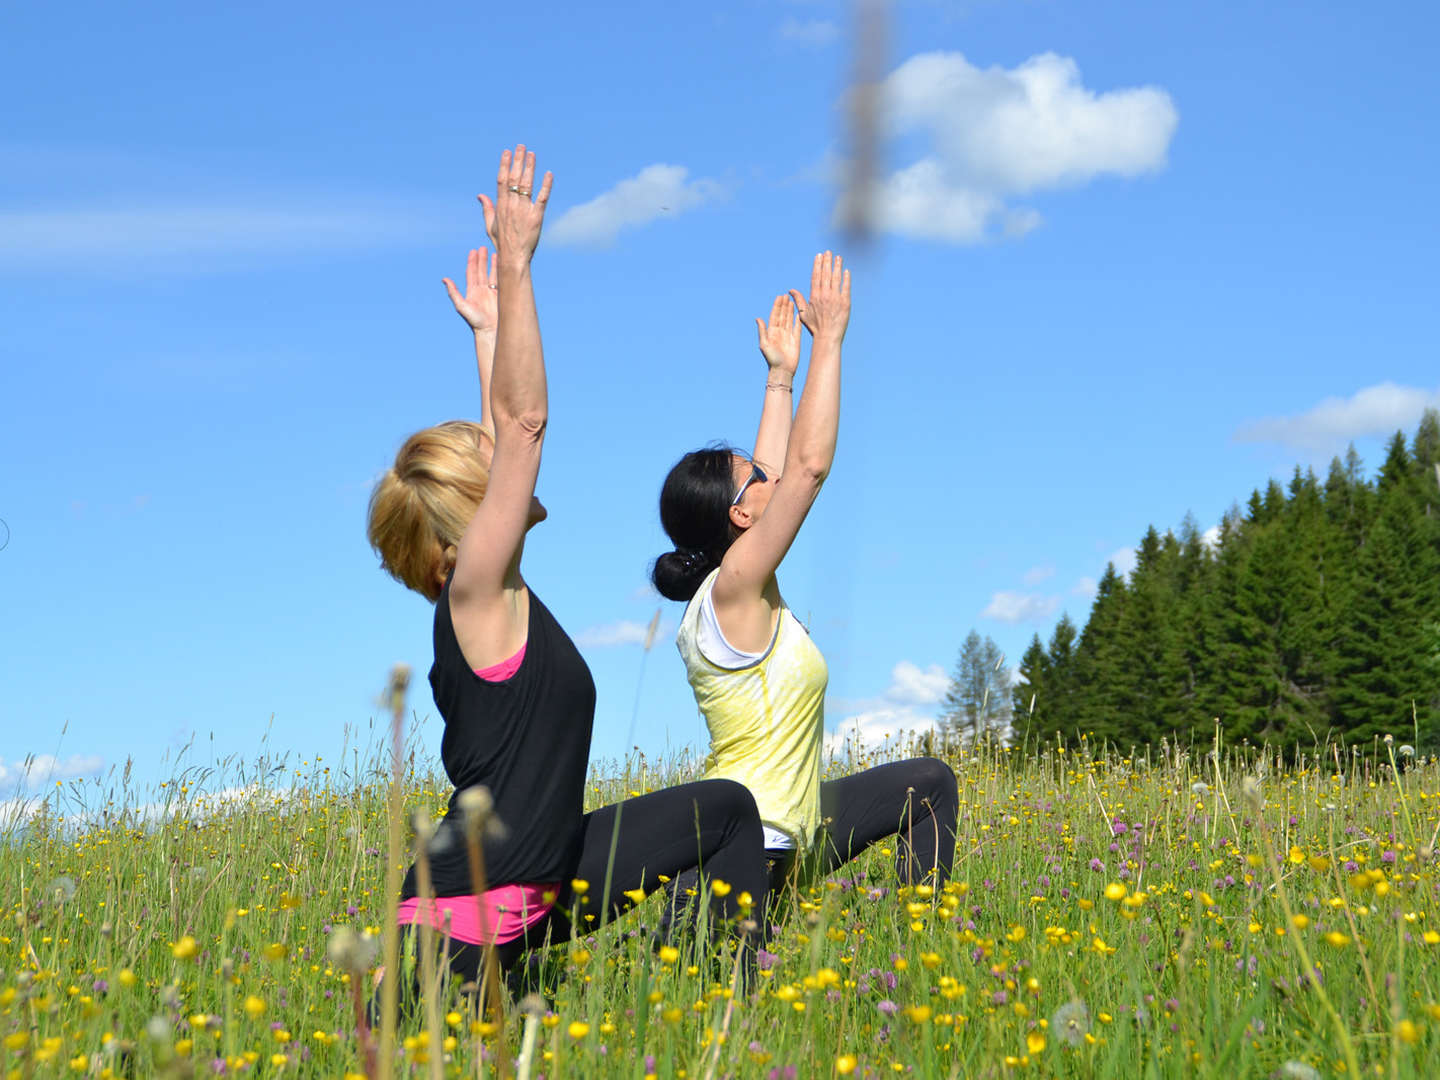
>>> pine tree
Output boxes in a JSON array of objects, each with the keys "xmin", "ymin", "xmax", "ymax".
[
  {"xmin": 1014, "ymin": 634, "xmax": 1048, "ymax": 734},
  {"xmin": 942, "ymin": 631, "xmax": 1013, "ymax": 744},
  {"xmin": 1330, "ymin": 433, "xmax": 1440, "ymax": 746},
  {"xmin": 1045, "ymin": 613, "xmax": 1079, "ymax": 736},
  {"xmin": 1070, "ymin": 565, "xmax": 1132, "ymax": 745}
]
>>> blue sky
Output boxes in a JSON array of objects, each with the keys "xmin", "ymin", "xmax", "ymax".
[{"xmin": 3, "ymin": 0, "xmax": 1438, "ymax": 806}]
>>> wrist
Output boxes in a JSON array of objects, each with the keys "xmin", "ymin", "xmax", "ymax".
[
  {"xmin": 496, "ymin": 253, "xmax": 533, "ymax": 277},
  {"xmin": 763, "ymin": 368, "xmax": 794, "ymax": 385},
  {"xmin": 473, "ymin": 326, "xmax": 497, "ymax": 342}
]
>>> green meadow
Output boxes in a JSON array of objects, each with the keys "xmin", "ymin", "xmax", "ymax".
[{"xmin": 4, "ymin": 714, "xmax": 1439, "ymax": 1079}]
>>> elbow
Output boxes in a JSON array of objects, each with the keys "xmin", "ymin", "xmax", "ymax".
[
  {"xmin": 496, "ymin": 409, "xmax": 548, "ymax": 443},
  {"xmin": 792, "ymin": 455, "xmax": 830, "ymax": 488}
]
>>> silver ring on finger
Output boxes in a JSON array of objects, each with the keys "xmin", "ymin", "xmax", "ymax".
[
  {"xmin": 517, "ymin": 187, "xmax": 531, "ymax": 196},
  {"xmin": 508, "ymin": 185, "xmax": 522, "ymax": 193}
]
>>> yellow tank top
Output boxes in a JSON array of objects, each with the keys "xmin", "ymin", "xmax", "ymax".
[{"xmin": 676, "ymin": 568, "xmax": 829, "ymax": 847}]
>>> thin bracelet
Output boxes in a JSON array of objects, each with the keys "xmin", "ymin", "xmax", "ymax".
[{"xmin": 766, "ymin": 381, "xmax": 793, "ymax": 392}]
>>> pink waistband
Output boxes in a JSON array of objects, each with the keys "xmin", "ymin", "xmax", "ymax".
[
  {"xmin": 396, "ymin": 884, "xmax": 557, "ymax": 946},
  {"xmin": 475, "ymin": 641, "xmax": 526, "ymax": 682}
]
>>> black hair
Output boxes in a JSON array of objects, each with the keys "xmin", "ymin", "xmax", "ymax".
[{"xmin": 651, "ymin": 446, "xmax": 740, "ymax": 602}]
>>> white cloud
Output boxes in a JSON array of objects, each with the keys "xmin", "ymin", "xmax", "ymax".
[
  {"xmin": 840, "ymin": 50, "xmax": 1178, "ymax": 243},
  {"xmin": 826, "ymin": 707, "xmax": 939, "ymax": 757},
  {"xmin": 981, "ymin": 590, "xmax": 1060, "ymax": 624},
  {"xmin": 1234, "ymin": 383, "xmax": 1440, "ymax": 455},
  {"xmin": 1071, "ymin": 575, "xmax": 1098, "ymax": 598},
  {"xmin": 0, "ymin": 205, "xmax": 431, "ymax": 269},
  {"xmin": 824, "ymin": 658, "xmax": 951, "ymax": 755},
  {"xmin": 1108, "ymin": 546, "xmax": 1137, "ymax": 576},
  {"xmin": 0, "ymin": 754, "xmax": 103, "ymax": 791},
  {"xmin": 548, "ymin": 165, "xmax": 723, "ymax": 247},
  {"xmin": 884, "ymin": 660, "xmax": 949, "ymax": 706},
  {"xmin": 1201, "ymin": 525, "xmax": 1222, "ymax": 550},
  {"xmin": 1022, "ymin": 563, "xmax": 1056, "ymax": 586},
  {"xmin": 779, "ymin": 16, "xmax": 840, "ymax": 46},
  {"xmin": 573, "ymin": 619, "xmax": 670, "ymax": 648}
]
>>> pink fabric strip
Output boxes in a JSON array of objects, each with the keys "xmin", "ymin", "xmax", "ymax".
[
  {"xmin": 474, "ymin": 641, "xmax": 526, "ymax": 682},
  {"xmin": 396, "ymin": 884, "xmax": 556, "ymax": 946}
]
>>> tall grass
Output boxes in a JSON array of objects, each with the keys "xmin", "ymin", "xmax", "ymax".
[{"xmin": 3, "ymin": 716, "xmax": 1439, "ymax": 1078}]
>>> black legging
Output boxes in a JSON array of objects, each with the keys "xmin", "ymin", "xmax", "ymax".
[
  {"xmin": 402, "ymin": 777, "xmax": 769, "ymax": 987},
  {"xmin": 811, "ymin": 757, "xmax": 958, "ymax": 884},
  {"xmin": 660, "ymin": 757, "xmax": 957, "ymax": 938}
]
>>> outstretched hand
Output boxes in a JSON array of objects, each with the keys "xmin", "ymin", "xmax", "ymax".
[
  {"xmin": 442, "ymin": 247, "xmax": 499, "ymax": 334},
  {"xmin": 476, "ymin": 144, "xmax": 554, "ymax": 263},
  {"xmin": 789, "ymin": 251, "xmax": 851, "ymax": 344},
  {"xmin": 755, "ymin": 294, "xmax": 802, "ymax": 376}
]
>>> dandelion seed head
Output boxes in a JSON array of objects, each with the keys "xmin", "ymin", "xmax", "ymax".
[{"xmin": 1050, "ymin": 999, "xmax": 1090, "ymax": 1047}]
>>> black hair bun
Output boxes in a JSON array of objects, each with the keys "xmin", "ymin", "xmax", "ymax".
[{"xmin": 651, "ymin": 549, "xmax": 714, "ymax": 602}]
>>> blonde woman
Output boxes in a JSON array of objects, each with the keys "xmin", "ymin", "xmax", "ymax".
[
  {"xmin": 367, "ymin": 145, "xmax": 769, "ymax": 989},
  {"xmin": 651, "ymin": 254, "xmax": 957, "ymax": 921}
]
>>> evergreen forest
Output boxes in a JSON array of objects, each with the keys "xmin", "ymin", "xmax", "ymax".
[{"xmin": 1013, "ymin": 409, "xmax": 1440, "ymax": 751}]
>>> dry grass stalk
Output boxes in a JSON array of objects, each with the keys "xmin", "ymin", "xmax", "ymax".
[
  {"xmin": 377, "ymin": 663, "xmax": 411, "ymax": 1080},
  {"xmin": 411, "ymin": 813, "xmax": 446, "ymax": 1080}
]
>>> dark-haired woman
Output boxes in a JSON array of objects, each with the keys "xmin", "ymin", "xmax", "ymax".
[
  {"xmin": 367, "ymin": 145, "xmax": 769, "ymax": 995},
  {"xmin": 652, "ymin": 253, "xmax": 957, "ymax": 917}
]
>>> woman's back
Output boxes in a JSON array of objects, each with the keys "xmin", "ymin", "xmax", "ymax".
[{"xmin": 405, "ymin": 579, "xmax": 595, "ymax": 898}]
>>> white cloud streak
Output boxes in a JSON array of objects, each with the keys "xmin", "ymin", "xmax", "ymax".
[
  {"xmin": 1022, "ymin": 563, "xmax": 1056, "ymax": 586},
  {"xmin": 0, "ymin": 754, "xmax": 103, "ymax": 791},
  {"xmin": 779, "ymin": 16, "xmax": 840, "ymax": 46},
  {"xmin": 840, "ymin": 50, "xmax": 1178, "ymax": 243},
  {"xmin": 548, "ymin": 165, "xmax": 723, "ymax": 248},
  {"xmin": 0, "ymin": 205, "xmax": 432, "ymax": 269},
  {"xmin": 981, "ymin": 591, "xmax": 1060, "ymax": 624},
  {"xmin": 573, "ymin": 619, "xmax": 670, "ymax": 648},
  {"xmin": 1234, "ymin": 383, "xmax": 1440, "ymax": 455}
]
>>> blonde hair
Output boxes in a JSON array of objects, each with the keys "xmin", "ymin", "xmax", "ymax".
[{"xmin": 367, "ymin": 420, "xmax": 494, "ymax": 601}]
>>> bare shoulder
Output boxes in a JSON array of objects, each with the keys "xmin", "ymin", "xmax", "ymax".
[{"xmin": 449, "ymin": 582, "xmax": 531, "ymax": 672}]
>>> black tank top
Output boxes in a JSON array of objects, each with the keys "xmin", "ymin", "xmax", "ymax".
[{"xmin": 401, "ymin": 579, "xmax": 596, "ymax": 898}]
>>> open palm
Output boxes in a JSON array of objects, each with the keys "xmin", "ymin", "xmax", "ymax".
[{"xmin": 442, "ymin": 247, "xmax": 499, "ymax": 334}]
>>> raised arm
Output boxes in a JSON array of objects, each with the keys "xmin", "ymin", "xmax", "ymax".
[
  {"xmin": 715, "ymin": 252, "xmax": 851, "ymax": 609},
  {"xmin": 442, "ymin": 247, "xmax": 500, "ymax": 433},
  {"xmin": 750, "ymin": 294, "xmax": 801, "ymax": 473},
  {"xmin": 448, "ymin": 146, "xmax": 555, "ymax": 638}
]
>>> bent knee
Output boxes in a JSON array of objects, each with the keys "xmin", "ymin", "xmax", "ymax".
[{"xmin": 910, "ymin": 758, "xmax": 957, "ymax": 802}]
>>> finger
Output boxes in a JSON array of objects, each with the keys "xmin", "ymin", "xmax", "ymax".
[
  {"xmin": 786, "ymin": 296, "xmax": 798, "ymax": 332},
  {"xmin": 832, "ymin": 254, "xmax": 843, "ymax": 295},
  {"xmin": 466, "ymin": 248, "xmax": 480, "ymax": 292},
  {"xmin": 520, "ymin": 150, "xmax": 535, "ymax": 194},
  {"xmin": 442, "ymin": 278, "xmax": 463, "ymax": 307},
  {"xmin": 788, "ymin": 289, "xmax": 809, "ymax": 323},
  {"xmin": 498, "ymin": 150, "xmax": 511, "ymax": 191},
  {"xmin": 770, "ymin": 294, "xmax": 784, "ymax": 330},
  {"xmin": 841, "ymin": 268, "xmax": 851, "ymax": 303},
  {"xmin": 509, "ymin": 144, "xmax": 526, "ymax": 185},
  {"xmin": 811, "ymin": 252, "xmax": 823, "ymax": 295},
  {"xmin": 483, "ymin": 247, "xmax": 497, "ymax": 287},
  {"xmin": 477, "ymin": 195, "xmax": 500, "ymax": 248},
  {"xmin": 756, "ymin": 316, "xmax": 767, "ymax": 344},
  {"xmin": 535, "ymin": 171, "xmax": 553, "ymax": 207}
]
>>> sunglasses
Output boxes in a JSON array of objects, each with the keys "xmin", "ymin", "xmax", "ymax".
[{"xmin": 731, "ymin": 461, "xmax": 768, "ymax": 506}]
